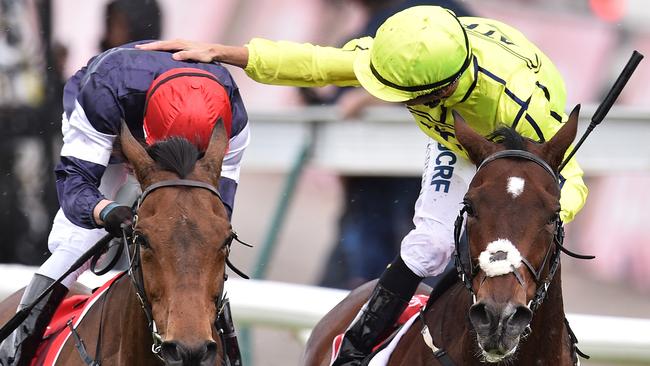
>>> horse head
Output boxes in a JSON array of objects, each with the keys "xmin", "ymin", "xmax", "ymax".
[
  {"xmin": 452, "ymin": 106, "xmax": 580, "ymax": 363},
  {"xmin": 120, "ymin": 119, "xmax": 231, "ymax": 365}
]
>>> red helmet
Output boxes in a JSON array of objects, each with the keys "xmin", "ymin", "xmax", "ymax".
[{"xmin": 143, "ymin": 68, "xmax": 232, "ymax": 151}]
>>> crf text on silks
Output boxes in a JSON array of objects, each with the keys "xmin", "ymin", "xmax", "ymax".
[{"xmin": 431, "ymin": 143, "xmax": 456, "ymax": 193}]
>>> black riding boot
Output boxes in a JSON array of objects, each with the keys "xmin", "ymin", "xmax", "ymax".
[
  {"xmin": 216, "ymin": 298, "xmax": 242, "ymax": 366},
  {"xmin": 0, "ymin": 274, "xmax": 68, "ymax": 366},
  {"xmin": 333, "ymin": 256, "xmax": 422, "ymax": 366}
]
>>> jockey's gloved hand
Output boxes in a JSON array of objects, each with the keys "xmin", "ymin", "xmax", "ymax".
[{"xmin": 101, "ymin": 203, "xmax": 133, "ymax": 237}]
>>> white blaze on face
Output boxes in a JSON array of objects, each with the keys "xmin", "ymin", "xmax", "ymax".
[
  {"xmin": 478, "ymin": 238, "xmax": 522, "ymax": 277},
  {"xmin": 507, "ymin": 176, "xmax": 525, "ymax": 198}
]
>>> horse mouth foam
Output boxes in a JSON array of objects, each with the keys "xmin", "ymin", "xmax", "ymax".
[{"xmin": 478, "ymin": 342, "xmax": 518, "ymax": 363}]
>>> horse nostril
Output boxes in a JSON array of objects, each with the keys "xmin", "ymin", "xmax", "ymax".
[
  {"xmin": 160, "ymin": 341, "xmax": 185, "ymax": 363},
  {"xmin": 200, "ymin": 341, "xmax": 218, "ymax": 365},
  {"xmin": 161, "ymin": 340, "xmax": 218, "ymax": 365},
  {"xmin": 469, "ymin": 302, "xmax": 491, "ymax": 330},
  {"xmin": 506, "ymin": 305, "xmax": 533, "ymax": 336}
]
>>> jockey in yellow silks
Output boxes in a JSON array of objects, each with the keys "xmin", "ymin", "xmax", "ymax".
[
  {"xmin": 138, "ymin": 6, "xmax": 588, "ymax": 366},
  {"xmin": 244, "ymin": 12, "xmax": 585, "ymax": 224}
]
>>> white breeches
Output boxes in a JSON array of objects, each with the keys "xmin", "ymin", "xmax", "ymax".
[
  {"xmin": 400, "ymin": 139, "xmax": 476, "ymax": 278},
  {"xmin": 37, "ymin": 164, "xmax": 134, "ymax": 288}
]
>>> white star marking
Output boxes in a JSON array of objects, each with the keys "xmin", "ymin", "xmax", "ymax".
[{"xmin": 507, "ymin": 177, "xmax": 525, "ymax": 198}]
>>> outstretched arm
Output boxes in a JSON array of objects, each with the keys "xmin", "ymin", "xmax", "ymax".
[
  {"xmin": 139, "ymin": 37, "xmax": 368, "ymax": 88},
  {"xmin": 136, "ymin": 39, "xmax": 249, "ymax": 68}
]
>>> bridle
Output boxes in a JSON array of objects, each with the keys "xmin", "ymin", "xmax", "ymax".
[
  {"xmin": 125, "ymin": 179, "xmax": 250, "ymax": 361},
  {"xmin": 419, "ymin": 149, "xmax": 594, "ymax": 366},
  {"xmin": 452, "ymin": 150, "xmax": 594, "ymax": 312}
]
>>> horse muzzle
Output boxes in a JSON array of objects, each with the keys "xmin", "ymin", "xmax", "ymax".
[
  {"xmin": 469, "ymin": 301, "xmax": 533, "ymax": 362},
  {"xmin": 160, "ymin": 339, "xmax": 218, "ymax": 366}
]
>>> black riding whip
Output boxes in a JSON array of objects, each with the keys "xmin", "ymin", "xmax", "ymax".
[
  {"xmin": 0, "ymin": 232, "xmax": 116, "ymax": 342},
  {"xmin": 559, "ymin": 50, "xmax": 644, "ymax": 172}
]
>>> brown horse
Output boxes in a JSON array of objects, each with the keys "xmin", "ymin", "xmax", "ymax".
[
  {"xmin": 0, "ymin": 120, "xmax": 235, "ymax": 365},
  {"xmin": 304, "ymin": 105, "xmax": 585, "ymax": 366}
]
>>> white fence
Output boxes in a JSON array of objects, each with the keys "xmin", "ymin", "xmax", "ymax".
[
  {"xmin": 244, "ymin": 104, "xmax": 650, "ymax": 175},
  {"xmin": 1, "ymin": 265, "xmax": 650, "ymax": 365}
]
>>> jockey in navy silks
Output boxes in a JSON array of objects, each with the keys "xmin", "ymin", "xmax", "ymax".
[{"xmin": 0, "ymin": 42, "xmax": 249, "ymax": 365}]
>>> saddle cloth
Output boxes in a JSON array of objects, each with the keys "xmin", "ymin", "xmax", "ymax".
[
  {"xmin": 31, "ymin": 273, "xmax": 124, "ymax": 366},
  {"xmin": 330, "ymin": 295, "xmax": 429, "ymax": 366}
]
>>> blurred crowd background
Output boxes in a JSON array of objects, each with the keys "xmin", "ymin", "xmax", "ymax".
[{"xmin": 1, "ymin": 2, "xmax": 649, "ymax": 363}]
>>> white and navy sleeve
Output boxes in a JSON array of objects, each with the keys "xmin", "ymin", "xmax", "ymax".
[
  {"xmin": 56, "ymin": 77, "xmax": 121, "ymax": 229},
  {"xmin": 218, "ymin": 79, "xmax": 250, "ymax": 217}
]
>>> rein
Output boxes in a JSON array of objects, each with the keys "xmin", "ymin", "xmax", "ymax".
[{"xmin": 420, "ymin": 149, "xmax": 594, "ymax": 365}]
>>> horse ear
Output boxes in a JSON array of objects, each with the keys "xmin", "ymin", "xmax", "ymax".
[
  {"xmin": 120, "ymin": 120, "xmax": 155, "ymax": 182},
  {"xmin": 199, "ymin": 118, "xmax": 228, "ymax": 185},
  {"xmin": 453, "ymin": 110, "xmax": 496, "ymax": 165},
  {"xmin": 542, "ymin": 104, "xmax": 580, "ymax": 170}
]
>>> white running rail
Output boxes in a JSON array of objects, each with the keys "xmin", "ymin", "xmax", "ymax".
[{"xmin": 1, "ymin": 265, "xmax": 649, "ymax": 364}]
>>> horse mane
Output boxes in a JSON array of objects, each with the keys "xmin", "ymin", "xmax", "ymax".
[
  {"xmin": 487, "ymin": 126, "xmax": 527, "ymax": 151},
  {"xmin": 146, "ymin": 137, "xmax": 200, "ymax": 178}
]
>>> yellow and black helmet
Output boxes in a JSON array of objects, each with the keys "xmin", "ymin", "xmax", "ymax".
[{"xmin": 354, "ymin": 6, "xmax": 472, "ymax": 102}]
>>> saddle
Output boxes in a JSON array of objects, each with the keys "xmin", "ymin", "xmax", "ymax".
[
  {"xmin": 31, "ymin": 274, "xmax": 124, "ymax": 366},
  {"xmin": 330, "ymin": 269, "xmax": 461, "ymax": 366},
  {"xmin": 330, "ymin": 295, "xmax": 429, "ymax": 366}
]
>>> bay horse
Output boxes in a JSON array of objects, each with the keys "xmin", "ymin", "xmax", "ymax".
[
  {"xmin": 0, "ymin": 120, "xmax": 237, "ymax": 365},
  {"xmin": 304, "ymin": 105, "xmax": 588, "ymax": 366}
]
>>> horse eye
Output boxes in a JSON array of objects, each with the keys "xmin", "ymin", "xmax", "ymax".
[
  {"xmin": 463, "ymin": 199, "xmax": 476, "ymax": 217},
  {"xmin": 221, "ymin": 237, "xmax": 233, "ymax": 251},
  {"xmin": 548, "ymin": 212, "xmax": 560, "ymax": 224},
  {"xmin": 133, "ymin": 233, "xmax": 150, "ymax": 249}
]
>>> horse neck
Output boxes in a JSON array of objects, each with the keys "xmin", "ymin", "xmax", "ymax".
[
  {"xmin": 95, "ymin": 274, "xmax": 161, "ymax": 363},
  {"xmin": 420, "ymin": 282, "xmax": 475, "ymax": 357}
]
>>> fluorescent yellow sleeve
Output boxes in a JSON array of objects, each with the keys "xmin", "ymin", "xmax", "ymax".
[
  {"xmin": 558, "ymin": 154, "xmax": 588, "ymax": 223},
  {"xmin": 502, "ymin": 68, "xmax": 588, "ymax": 223},
  {"xmin": 244, "ymin": 37, "xmax": 371, "ymax": 87},
  {"xmin": 504, "ymin": 70, "xmax": 587, "ymax": 223}
]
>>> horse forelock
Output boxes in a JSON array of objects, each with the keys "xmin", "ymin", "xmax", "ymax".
[
  {"xmin": 146, "ymin": 137, "xmax": 201, "ymax": 178},
  {"xmin": 487, "ymin": 126, "xmax": 528, "ymax": 151}
]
